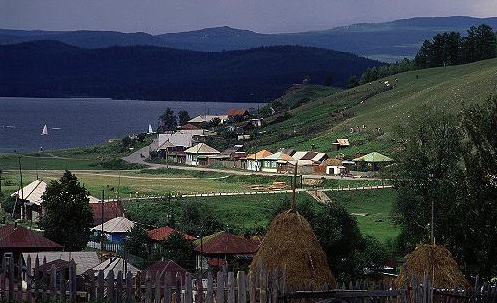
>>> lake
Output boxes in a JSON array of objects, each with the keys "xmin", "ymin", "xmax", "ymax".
[{"xmin": 0, "ymin": 97, "xmax": 265, "ymax": 152}]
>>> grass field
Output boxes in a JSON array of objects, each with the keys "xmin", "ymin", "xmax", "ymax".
[
  {"xmin": 123, "ymin": 188, "xmax": 399, "ymax": 241},
  {"xmin": 326, "ymin": 188, "xmax": 398, "ymax": 243},
  {"xmin": 253, "ymin": 58, "xmax": 497, "ymax": 155}
]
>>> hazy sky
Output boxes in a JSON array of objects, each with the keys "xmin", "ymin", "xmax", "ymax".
[{"xmin": 1, "ymin": 0, "xmax": 497, "ymax": 34}]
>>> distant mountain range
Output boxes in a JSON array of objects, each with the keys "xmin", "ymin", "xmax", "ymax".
[
  {"xmin": 2, "ymin": 16, "xmax": 497, "ymax": 62},
  {"xmin": 0, "ymin": 41, "xmax": 381, "ymax": 102}
]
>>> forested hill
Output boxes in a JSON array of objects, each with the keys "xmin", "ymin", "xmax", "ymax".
[{"xmin": 0, "ymin": 41, "xmax": 381, "ymax": 102}]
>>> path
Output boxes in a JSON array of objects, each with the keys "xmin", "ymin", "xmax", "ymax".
[{"xmin": 123, "ymin": 143, "xmax": 381, "ymax": 180}]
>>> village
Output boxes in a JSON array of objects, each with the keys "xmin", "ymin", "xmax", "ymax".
[{"xmin": 0, "ymin": 102, "xmax": 495, "ymax": 303}]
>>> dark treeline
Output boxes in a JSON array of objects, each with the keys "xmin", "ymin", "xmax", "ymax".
[
  {"xmin": 0, "ymin": 41, "xmax": 381, "ymax": 102},
  {"xmin": 359, "ymin": 24, "xmax": 497, "ymax": 84}
]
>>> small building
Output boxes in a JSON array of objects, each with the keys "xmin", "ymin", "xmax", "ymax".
[
  {"xmin": 245, "ymin": 150, "xmax": 273, "ymax": 171},
  {"xmin": 261, "ymin": 152, "xmax": 294, "ymax": 173},
  {"xmin": 277, "ymin": 148, "xmax": 296, "ymax": 156},
  {"xmin": 0, "ymin": 224, "xmax": 63, "ymax": 260},
  {"xmin": 23, "ymin": 251, "xmax": 100, "ymax": 277},
  {"xmin": 326, "ymin": 165, "xmax": 346, "ymax": 175},
  {"xmin": 10, "ymin": 180, "xmax": 46, "ymax": 221},
  {"xmin": 184, "ymin": 143, "xmax": 220, "ymax": 166},
  {"xmin": 226, "ymin": 109, "xmax": 250, "ymax": 119},
  {"xmin": 147, "ymin": 226, "xmax": 195, "ymax": 242},
  {"xmin": 353, "ymin": 152, "xmax": 393, "ymax": 171},
  {"xmin": 188, "ymin": 115, "xmax": 229, "ymax": 127},
  {"xmin": 194, "ymin": 232, "xmax": 259, "ymax": 270},
  {"xmin": 91, "ymin": 217, "xmax": 135, "ymax": 244},
  {"xmin": 142, "ymin": 259, "xmax": 188, "ymax": 283},
  {"xmin": 332, "ymin": 139, "xmax": 351, "ymax": 151},
  {"xmin": 249, "ymin": 118, "xmax": 263, "ymax": 128},
  {"xmin": 89, "ymin": 202, "xmax": 124, "ymax": 226},
  {"xmin": 177, "ymin": 123, "xmax": 199, "ymax": 130}
]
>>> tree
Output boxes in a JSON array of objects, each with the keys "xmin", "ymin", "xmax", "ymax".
[
  {"xmin": 157, "ymin": 231, "xmax": 196, "ymax": 270},
  {"xmin": 40, "ymin": 171, "xmax": 94, "ymax": 250},
  {"xmin": 158, "ymin": 108, "xmax": 177, "ymax": 132},
  {"xmin": 347, "ymin": 75, "xmax": 359, "ymax": 89},
  {"xmin": 178, "ymin": 201, "xmax": 222, "ymax": 236},
  {"xmin": 463, "ymin": 24, "xmax": 497, "ymax": 63},
  {"xmin": 123, "ymin": 225, "xmax": 150, "ymax": 259},
  {"xmin": 391, "ymin": 101, "xmax": 497, "ymax": 279},
  {"xmin": 177, "ymin": 110, "xmax": 191, "ymax": 126}
]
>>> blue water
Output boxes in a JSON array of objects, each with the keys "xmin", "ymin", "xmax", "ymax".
[{"xmin": 0, "ymin": 97, "xmax": 264, "ymax": 152}]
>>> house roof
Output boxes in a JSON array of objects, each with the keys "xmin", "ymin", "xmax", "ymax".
[
  {"xmin": 311, "ymin": 153, "xmax": 328, "ymax": 162},
  {"xmin": 353, "ymin": 152, "xmax": 393, "ymax": 163},
  {"xmin": 188, "ymin": 115, "xmax": 229, "ymax": 124},
  {"xmin": 89, "ymin": 202, "xmax": 125, "ymax": 226},
  {"xmin": 226, "ymin": 109, "xmax": 249, "ymax": 116},
  {"xmin": 10, "ymin": 180, "xmax": 47, "ymax": 205},
  {"xmin": 277, "ymin": 148, "xmax": 296, "ymax": 156},
  {"xmin": 337, "ymin": 139, "xmax": 350, "ymax": 146},
  {"xmin": 177, "ymin": 123, "xmax": 199, "ymax": 130},
  {"xmin": 194, "ymin": 232, "xmax": 259, "ymax": 255},
  {"xmin": 222, "ymin": 145, "xmax": 244, "ymax": 155},
  {"xmin": 23, "ymin": 251, "xmax": 100, "ymax": 276},
  {"xmin": 184, "ymin": 143, "xmax": 220, "ymax": 154},
  {"xmin": 158, "ymin": 133, "xmax": 194, "ymax": 149},
  {"xmin": 147, "ymin": 226, "xmax": 195, "ymax": 241},
  {"xmin": 143, "ymin": 260, "xmax": 187, "ymax": 281},
  {"xmin": 301, "ymin": 152, "xmax": 319, "ymax": 160},
  {"xmin": 90, "ymin": 257, "xmax": 139, "ymax": 278},
  {"xmin": 246, "ymin": 150, "xmax": 272, "ymax": 160},
  {"xmin": 262, "ymin": 152, "xmax": 294, "ymax": 161},
  {"xmin": 0, "ymin": 224, "xmax": 62, "ymax": 250},
  {"xmin": 91, "ymin": 217, "xmax": 134, "ymax": 234}
]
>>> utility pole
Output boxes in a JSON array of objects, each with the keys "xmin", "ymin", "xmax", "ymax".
[{"xmin": 101, "ymin": 190, "xmax": 105, "ymax": 253}]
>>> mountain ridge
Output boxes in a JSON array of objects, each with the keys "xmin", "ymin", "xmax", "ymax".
[{"xmin": 2, "ymin": 16, "xmax": 497, "ymax": 62}]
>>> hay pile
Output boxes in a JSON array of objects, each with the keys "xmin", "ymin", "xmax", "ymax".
[
  {"xmin": 397, "ymin": 244, "xmax": 469, "ymax": 289},
  {"xmin": 250, "ymin": 210, "xmax": 335, "ymax": 289}
]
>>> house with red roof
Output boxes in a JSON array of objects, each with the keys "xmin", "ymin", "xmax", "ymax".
[
  {"xmin": 89, "ymin": 202, "xmax": 125, "ymax": 226},
  {"xmin": 0, "ymin": 223, "xmax": 63, "ymax": 259},
  {"xmin": 194, "ymin": 231, "xmax": 259, "ymax": 270},
  {"xmin": 142, "ymin": 259, "xmax": 188, "ymax": 283},
  {"xmin": 147, "ymin": 226, "xmax": 196, "ymax": 242},
  {"xmin": 226, "ymin": 109, "xmax": 250, "ymax": 119}
]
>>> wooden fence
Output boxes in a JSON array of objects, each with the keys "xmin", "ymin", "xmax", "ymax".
[{"xmin": 0, "ymin": 254, "xmax": 495, "ymax": 303}]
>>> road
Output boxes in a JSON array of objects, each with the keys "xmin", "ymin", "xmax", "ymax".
[{"xmin": 123, "ymin": 144, "xmax": 380, "ymax": 180}]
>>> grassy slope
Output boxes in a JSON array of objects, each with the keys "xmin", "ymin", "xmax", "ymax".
[
  {"xmin": 254, "ymin": 59, "xmax": 497, "ymax": 155},
  {"xmin": 326, "ymin": 188, "xmax": 398, "ymax": 243}
]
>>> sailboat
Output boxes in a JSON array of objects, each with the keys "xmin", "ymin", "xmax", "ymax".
[
  {"xmin": 41, "ymin": 124, "xmax": 48, "ymax": 136},
  {"xmin": 148, "ymin": 124, "xmax": 154, "ymax": 134}
]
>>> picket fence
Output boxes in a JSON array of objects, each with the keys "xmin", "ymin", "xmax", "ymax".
[{"xmin": 0, "ymin": 254, "xmax": 496, "ymax": 303}]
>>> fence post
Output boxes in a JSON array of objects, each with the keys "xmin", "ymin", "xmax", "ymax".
[
  {"xmin": 97, "ymin": 270, "xmax": 105, "ymax": 303},
  {"xmin": 197, "ymin": 271, "xmax": 204, "ymax": 303},
  {"xmin": 175, "ymin": 273, "xmax": 182, "ymax": 303},
  {"xmin": 17, "ymin": 256, "xmax": 23, "ymax": 302},
  {"xmin": 227, "ymin": 272, "xmax": 235, "ymax": 303},
  {"xmin": 238, "ymin": 271, "xmax": 247, "ymax": 303},
  {"xmin": 9, "ymin": 256, "xmax": 15, "ymax": 303},
  {"xmin": 0, "ymin": 255, "xmax": 5, "ymax": 302},
  {"xmin": 125, "ymin": 271, "xmax": 134, "ymax": 303},
  {"xmin": 217, "ymin": 270, "xmax": 225, "ymax": 303},
  {"xmin": 50, "ymin": 265, "xmax": 57, "ymax": 301},
  {"xmin": 34, "ymin": 255, "xmax": 40, "ymax": 302},
  {"xmin": 107, "ymin": 270, "xmax": 115, "ymax": 303},
  {"xmin": 185, "ymin": 272, "xmax": 193, "ymax": 303},
  {"xmin": 271, "ymin": 269, "xmax": 278, "ymax": 303},
  {"xmin": 117, "ymin": 271, "xmax": 124, "ymax": 303},
  {"xmin": 260, "ymin": 270, "xmax": 267, "ymax": 303},
  {"xmin": 145, "ymin": 271, "xmax": 152, "ymax": 303},
  {"xmin": 249, "ymin": 272, "xmax": 256, "ymax": 303},
  {"xmin": 69, "ymin": 261, "xmax": 77, "ymax": 303},
  {"xmin": 155, "ymin": 272, "xmax": 162, "ymax": 303},
  {"xmin": 206, "ymin": 271, "xmax": 213, "ymax": 303},
  {"xmin": 164, "ymin": 272, "xmax": 172, "ymax": 303},
  {"xmin": 87, "ymin": 269, "xmax": 94, "ymax": 302},
  {"xmin": 26, "ymin": 255, "xmax": 32, "ymax": 303}
]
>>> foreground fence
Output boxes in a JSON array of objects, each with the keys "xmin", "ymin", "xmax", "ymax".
[{"xmin": 0, "ymin": 254, "xmax": 495, "ymax": 303}]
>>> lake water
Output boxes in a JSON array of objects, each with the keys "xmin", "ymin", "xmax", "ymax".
[{"xmin": 0, "ymin": 97, "xmax": 264, "ymax": 152}]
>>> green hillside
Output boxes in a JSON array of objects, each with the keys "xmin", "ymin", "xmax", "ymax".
[{"xmin": 252, "ymin": 58, "xmax": 497, "ymax": 156}]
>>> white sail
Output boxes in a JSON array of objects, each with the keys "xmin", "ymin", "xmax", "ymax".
[
  {"xmin": 41, "ymin": 124, "xmax": 48, "ymax": 135},
  {"xmin": 148, "ymin": 124, "xmax": 153, "ymax": 134}
]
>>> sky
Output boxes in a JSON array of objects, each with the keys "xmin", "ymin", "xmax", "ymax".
[{"xmin": 1, "ymin": 0, "xmax": 497, "ymax": 34}]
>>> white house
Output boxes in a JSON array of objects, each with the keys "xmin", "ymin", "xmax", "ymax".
[
  {"xmin": 245, "ymin": 150, "xmax": 273, "ymax": 171},
  {"xmin": 184, "ymin": 143, "xmax": 220, "ymax": 166}
]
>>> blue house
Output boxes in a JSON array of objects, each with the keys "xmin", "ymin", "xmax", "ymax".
[{"xmin": 92, "ymin": 217, "xmax": 135, "ymax": 244}]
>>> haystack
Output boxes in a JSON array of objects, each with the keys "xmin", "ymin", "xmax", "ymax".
[
  {"xmin": 397, "ymin": 244, "xmax": 469, "ymax": 289},
  {"xmin": 250, "ymin": 210, "xmax": 335, "ymax": 289}
]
